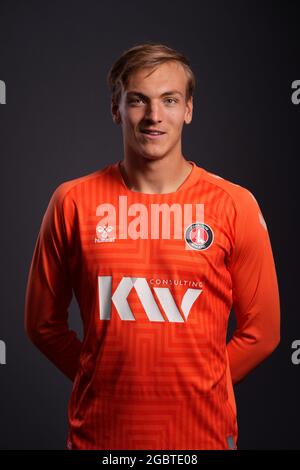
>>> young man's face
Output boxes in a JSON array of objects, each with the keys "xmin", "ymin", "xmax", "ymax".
[{"xmin": 113, "ymin": 60, "xmax": 193, "ymax": 161}]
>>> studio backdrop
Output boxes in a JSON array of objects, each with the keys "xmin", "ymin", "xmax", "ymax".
[{"xmin": 0, "ymin": 0, "xmax": 299, "ymax": 450}]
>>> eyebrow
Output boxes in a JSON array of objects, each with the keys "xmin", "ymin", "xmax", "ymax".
[{"xmin": 126, "ymin": 90, "xmax": 183, "ymax": 98}]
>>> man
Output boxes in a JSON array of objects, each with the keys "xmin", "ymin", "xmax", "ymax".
[{"xmin": 24, "ymin": 42, "xmax": 280, "ymax": 450}]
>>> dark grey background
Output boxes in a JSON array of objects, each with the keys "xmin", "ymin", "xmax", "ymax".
[{"xmin": 0, "ymin": 0, "xmax": 299, "ymax": 449}]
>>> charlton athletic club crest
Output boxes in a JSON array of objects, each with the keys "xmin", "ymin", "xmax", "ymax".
[{"xmin": 185, "ymin": 222, "xmax": 214, "ymax": 251}]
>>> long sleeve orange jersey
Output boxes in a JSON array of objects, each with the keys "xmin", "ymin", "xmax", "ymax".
[{"xmin": 24, "ymin": 160, "xmax": 280, "ymax": 450}]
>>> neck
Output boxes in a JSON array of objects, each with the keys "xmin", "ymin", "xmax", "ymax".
[{"xmin": 119, "ymin": 153, "xmax": 193, "ymax": 194}]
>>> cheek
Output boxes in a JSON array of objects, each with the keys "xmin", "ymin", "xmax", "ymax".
[
  {"xmin": 168, "ymin": 109, "xmax": 185, "ymax": 126},
  {"xmin": 122, "ymin": 116, "xmax": 137, "ymax": 133}
]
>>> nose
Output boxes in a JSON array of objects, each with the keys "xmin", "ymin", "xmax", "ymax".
[{"xmin": 144, "ymin": 100, "xmax": 162, "ymax": 123}]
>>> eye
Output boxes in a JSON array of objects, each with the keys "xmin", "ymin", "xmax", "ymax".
[
  {"xmin": 128, "ymin": 97, "xmax": 144, "ymax": 104},
  {"xmin": 165, "ymin": 98, "xmax": 178, "ymax": 104}
]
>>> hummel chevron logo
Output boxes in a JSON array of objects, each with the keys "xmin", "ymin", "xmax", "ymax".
[{"xmin": 97, "ymin": 276, "xmax": 202, "ymax": 322}]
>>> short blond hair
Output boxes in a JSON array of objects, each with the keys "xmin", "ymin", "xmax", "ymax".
[{"xmin": 107, "ymin": 41, "xmax": 196, "ymax": 105}]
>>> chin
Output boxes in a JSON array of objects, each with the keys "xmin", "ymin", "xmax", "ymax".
[
  {"xmin": 139, "ymin": 146, "xmax": 168, "ymax": 158},
  {"xmin": 141, "ymin": 153, "xmax": 166, "ymax": 161}
]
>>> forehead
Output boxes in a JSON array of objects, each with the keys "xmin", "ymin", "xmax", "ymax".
[{"xmin": 125, "ymin": 61, "xmax": 187, "ymax": 95}]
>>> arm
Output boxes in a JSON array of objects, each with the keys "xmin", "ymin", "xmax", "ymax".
[
  {"xmin": 226, "ymin": 188, "xmax": 281, "ymax": 385},
  {"xmin": 24, "ymin": 183, "xmax": 82, "ymax": 381}
]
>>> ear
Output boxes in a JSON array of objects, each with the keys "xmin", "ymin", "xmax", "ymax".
[
  {"xmin": 111, "ymin": 101, "xmax": 122, "ymax": 125},
  {"xmin": 184, "ymin": 96, "xmax": 193, "ymax": 124}
]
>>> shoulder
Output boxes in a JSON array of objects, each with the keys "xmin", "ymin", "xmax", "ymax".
[
  {"xmin": 201, "ymin": 167, "xmax": 262, "ymax": 216},
  {"xmin": 201, "ymin": 167, "xmax": 258, "ymax": 203},
  {"xmin": 48, "ymin": 163, "xmax": 113, "ymax": 204}
]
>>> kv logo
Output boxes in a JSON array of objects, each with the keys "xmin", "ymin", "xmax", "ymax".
[{"xmin": 98, "ymin": 276, "xmax": 202, "ymax": 322}]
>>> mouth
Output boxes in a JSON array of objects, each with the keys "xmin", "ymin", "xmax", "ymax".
[{"xmin": 140, "ymin": 129, "xmax": 166, "ymax": 139}]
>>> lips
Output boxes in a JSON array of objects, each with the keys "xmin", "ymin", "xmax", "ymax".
[
  {"xmin": 141, "ymin": 129, "xmax": 166, "ymax": 135},
  {"xmin": 140, "ymin": 130, "xmax": 166, "ymax": 140}
]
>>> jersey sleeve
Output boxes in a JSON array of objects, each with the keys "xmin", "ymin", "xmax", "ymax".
[
  {"xmin": 226, "ymin": 187, "xmax": 281, "ymax": 385},
  {"xmin": 24, "ymin": 183, "xmax": 82, "ymax": 381}
]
